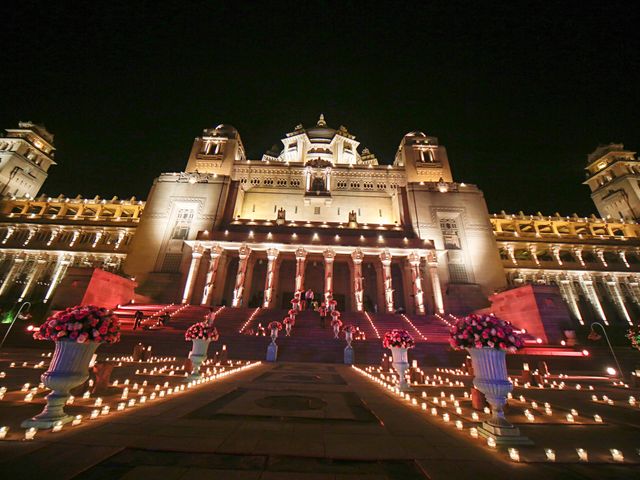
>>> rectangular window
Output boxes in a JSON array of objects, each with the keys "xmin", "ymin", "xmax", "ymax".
[
  {"xmin": 252, "ymin": 204, "xmax": 255, "ymax": 212},
  {"xmin": 295, "ymin": 206, "xmax": 298, "ymax": 214},
  {"xmin": 314, "ymin": 207, "xmax": 321, "ymax": 215},
  {"xmin": 171, "ymin": 208, "xmax": 195, "ymax": 240},
  {"xmin": 337, "ymin": 207, "xmax": 340, "ymax": 215},
  {"xmin": 440, "ymin": 218, "xmax": 462, "ymax": 250},
  {"xmin": 379, "ymin": 209, "xmax": 382, "ymax": 217},
  {"xmin": 448, "ymin": 264, "xmax": 469, "ymax": 283},
  {"xmin": 161, "ymin": 253, "xmax": 183, "ymax": 273}
]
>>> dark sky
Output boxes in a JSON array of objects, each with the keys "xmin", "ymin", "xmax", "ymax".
[{"xmin": 1, "ymin": 1, "xmax": 638, "ymax": 216}]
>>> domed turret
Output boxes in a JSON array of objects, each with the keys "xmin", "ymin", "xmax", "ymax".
[{"xmin": 214, "ymin": 124, "xmax": 238, "ymax": 138}]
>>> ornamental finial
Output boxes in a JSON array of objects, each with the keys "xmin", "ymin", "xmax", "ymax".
[{"xmin": 317, "ymin": 113, "xmax": 326, "ymax": 127}]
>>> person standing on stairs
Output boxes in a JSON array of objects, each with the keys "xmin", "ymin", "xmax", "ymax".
[
  {"xmin": 205, "ymin": 307, "xmax": 216, "ymax": 326},
  {"xmin": 133, "ymin": 310, "xmax": 144, "ymax": 330},
  {"xmin": 305, "ymin": 288, "xmax": 314, "ymax": 309},
  {"xmin": 319, "ymin": 302, "xmax": 327, "ymax": 328}
]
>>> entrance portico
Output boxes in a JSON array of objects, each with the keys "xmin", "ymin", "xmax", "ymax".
[{"xmin": 184, "ymin": 229, "xmax": 438, "ymax": 314}]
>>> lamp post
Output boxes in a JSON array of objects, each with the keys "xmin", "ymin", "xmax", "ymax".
[
  {"xmin": 590, "ymin": 322, "xmax": 624, "ymax": 379},
  {"xmin": 0, "ymin": 301, "xmax": 32, "ymax": 351}
]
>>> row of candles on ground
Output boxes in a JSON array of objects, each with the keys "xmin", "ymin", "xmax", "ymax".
[
  {"xmin": 0, "ymin": 360, "xmax": 262, "ymax": 441},
  {"xmin": 354, "ymin": 365, "xmax": 635, "ymax": 463},
  {"xmin": 429, "ymin": 366, "xmax": 640, "ymax": 416}
]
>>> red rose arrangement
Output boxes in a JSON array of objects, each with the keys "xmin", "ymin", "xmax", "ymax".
[
  {"xmin": 283, "ymin": 317, "xmax": 295, "ymax": 326},
  {"xmin": 342, "ymin": 324, "xmax": 356, "ymax": 333},
  {"xmin": 33, "ymin": 305, "xmax": 120, "ymax": 344},
  {"xmin": 268, "ymin": 321, "xmax": 283, "ymax": 331},
  {"xmin": 287, "ymin": 309, "xmax": 298, "ymax": 318},
  {"xmin": 449, "ymin": 313, "xmax": 524, "ymax": 352},
  {"xmin": 382, "ymin": 329, "xmax": 415, "ymax": 349},
  {"xmin": 185, "ymin": 322, "xmax": 219, "ymax": 341},
  {"xmin": 330, "ymin": 318, "xmax": 343, "ymax": 328}
]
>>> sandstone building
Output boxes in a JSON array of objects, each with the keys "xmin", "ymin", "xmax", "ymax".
[{"xmin": 0, "ymin": 117, "xmax": 637, "ymax": 329}]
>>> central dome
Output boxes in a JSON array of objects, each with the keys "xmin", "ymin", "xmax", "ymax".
[{"xmin": 305, "ymin": 114, "xmax": 335, "ymax": 142}]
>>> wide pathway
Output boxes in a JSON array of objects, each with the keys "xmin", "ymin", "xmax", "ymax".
[{"xmin": 0, "ymin": 362, "xmax": 637, "ymax": 479}]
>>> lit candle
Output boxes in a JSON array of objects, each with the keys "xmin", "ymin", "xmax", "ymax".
[
  {"xmin": 545, "ymin": 448, "xmax": 556, "ymax": 462},
  {"xmin": 508, "ymin": 448, "xmax": 520, "ymax": 462}
]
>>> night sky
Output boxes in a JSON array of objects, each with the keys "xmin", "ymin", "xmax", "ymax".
[{"xmin": 1, "ymin": 1, "xmax": 638, "ymax": 216}]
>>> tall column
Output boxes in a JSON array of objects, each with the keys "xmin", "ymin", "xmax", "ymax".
[
  {"xmin": 626, "ymin": 278, "xmax": 640, "ymax": 305},
  {"xmin": 407, "ymin": 251, "xmax": 425, "ymax": 315},
  {"xmin": 18, "ymin": 258, "xmax": 47, "ymax": 302},
  {"xmin": 181, "ymin": 245, "xmax": 204, "ymax": 304},
  {"xmin": 605, "ymin": 277, "xmax": 632, "ymax": 325},
  {"xmin": 323, "ymin": 248, "xmax": 336, "ymax": 302},
  {"xmin": 380, "ymin": 249, "xmax": 394, "ymax": 313},
  {"xmin": 201, "ymin": 245, "xmax": 223, "ymax": 306},
  {"xmin": 578, "ymin": 275, "xmax": 608, "ymax": 325},
  {"xmin": 263, "ymin": 247, "xmax": 279, "ymax": 308},
  {"xmin": 558, "ymin": 277, "xmax": 584, "ymax": 325},
  {"xmin": 44, "ymin": 256, "xmax": 70, "ymax": 303},
  {"xmin": 351, "ymin": 248, "xmax": 364, "ymax": 311},
  {"xmin": 427, "ymin": 252, "xmax": 444, "ymax": 314},
  {"xmin": 294, "ymin": 247, "xmax": 307, "ymax": 294},
  {"xmin": 0, "ymin": 256, "xmax": 24, "ymax": 297},
  {"xmin": 232, "ymin": 244, "xmax": 251, "ymax": 307}
]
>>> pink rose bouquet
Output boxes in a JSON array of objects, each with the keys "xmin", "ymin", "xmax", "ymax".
[
  {"xmin": 449, "ymin": 313, "xmax": 524, "ymax": 352},
  {"xmin": 185, "ymin": 322, "xmax": 219, "ymax": 341},
  {"xmin": 382, "ymin": 329, "xmax": 415, "ymax": 349},
  {"xmin": 33, "ymin": 305, "xmax": 120, "ymax": 344},
  {"xmin": 268, "ymin": 321, "xmax": 283, "ymax": 331}
]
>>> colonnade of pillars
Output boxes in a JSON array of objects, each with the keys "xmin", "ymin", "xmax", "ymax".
[
  {"xmin": 0, "ymin": 252, "xmax": 124, "ymax": 303},
  {"xmin": 512, "ymin": 270, "xmax": 638, "ymax": 326},
  {"xmin": 182, "ymin": 244, "xmax": 445, "ymax": 314}
]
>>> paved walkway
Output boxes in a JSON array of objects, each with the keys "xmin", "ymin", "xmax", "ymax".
[{"xmin": 0, "ymin": 362, "xmax": 638, "ymax": 479}]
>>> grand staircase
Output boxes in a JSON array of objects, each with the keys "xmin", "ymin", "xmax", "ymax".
[{"xmin": 1, "ymin": 304, "xmax": 586, "ymax": 367}]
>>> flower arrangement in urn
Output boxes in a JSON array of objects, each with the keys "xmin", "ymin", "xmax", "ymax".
[
  {"xmin": 33, "ymin": 305, "xmax": 120, "ymax": 344},
  {"xmin": 382, "ymin": 329, "xmax": 415, "ymax": 349},
  {"xmin": 23, "ymin": 305, "xmax": 120, "ymax": 429},
  {"xmin": 184, "ymin": 322, "xmax": 219, "ymax": 341},
  {"xmin": 449, "ymin": 314, "xmax": 528, "ymax": 443},
  {"xmin": 287, "ymin": 309, "xmax": 298, "ymax": 318},
  {"xmin": 627, "ymin": 323, "xmax": 640, "ymax": 351},
  {"xmin": 283, "ymin": 317, "xmax": 295, "ymax": 336},
  {"xmin": 342, "ymin": 324, "xmax": 356, "ymax": 348},
  {"xmin": 382, "ymin": 329, "xmax": 414, "ymax": 391},
  {"xmin": 330, "ymin": 314, "xmax": 343, "ymax": 339},
  {"xmin": 268, "ymin": 321, "xmax": 283, "ymax": 331},
  {"xmin": 448, "ymin": 313, "xmax": 524, "ymax": 352}
]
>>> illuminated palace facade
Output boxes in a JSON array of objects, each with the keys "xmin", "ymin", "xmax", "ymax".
[{"xmin": 0, "ymin": 118, "xmax": 639, "ymax": 327}]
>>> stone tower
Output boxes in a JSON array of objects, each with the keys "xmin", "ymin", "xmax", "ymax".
[
  {"xmin": 584, "ymin": 143, "xmax": 640, "ymax": 221},
  {"xmin": 0, "ymin": 122, "xmax": 56, "ymax": 198}
]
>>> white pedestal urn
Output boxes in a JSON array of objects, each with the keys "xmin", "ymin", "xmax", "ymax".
[
  {"xmin": 468, "ymin": 348, "xmax": 532, "ymax": 445},
  {"xmin": 266, "ymin": 328, "xmax": 278, "ymax": 362},
  {"xmin": 344, "ymin": 331, "xmax": 354, "ymax": 365},
  {"xmin": 22, "ymin": 340, "xmax": 99, "ymax": 428},
  {"xmin": 188, "ymin": 339, "xmax": 211, "ymax": 379},
  {"xmin": 389, "ymin": 347, "xmax": 411, "ymax": 391},
  {"xmin": 333, "ymin": 325, "xmax": 340, "ymax": 338},
  {"xmin": 285, "ymin": 323, "xmax": 292, "ymax": 336}
]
